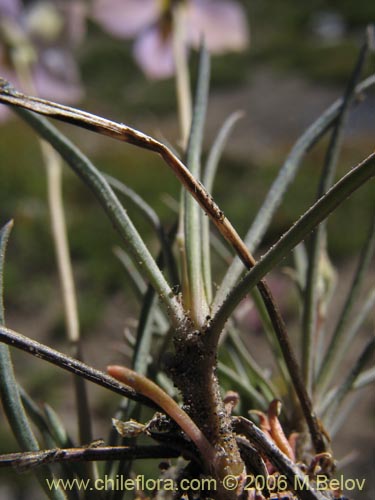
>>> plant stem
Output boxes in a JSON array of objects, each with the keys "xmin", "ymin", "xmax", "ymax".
[
  {"xmin": 107, "ymin": 365, "xmax": 217, "ymax": 471},
  {"xmin": 0, "ymin": 326, "xmax": 157, "ymax": 408},
  {"xmin": 233, "ymin": 417, "xmax": 325, "ymax": 500},
  {"xmin": 0, "ymin": 445, "xmax": 180, "ymax": 469}
]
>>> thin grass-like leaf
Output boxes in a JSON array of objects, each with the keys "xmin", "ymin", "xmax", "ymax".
[
  {"xmin": 318, "ymin": 363, "xmax": 375, "ymax": 416},
  {"xmin": 9, "ymin": 107, "xmax": 186, "ymax": 328},
  {"xmin": 0, "ymin": 222, "xmax": 66, "ymax": 500},
  {"xmin": 249, "ymin": 287, "xmax": 289, "ymax": 384},
  {"xmin": 323, "ymin": 337, "xmax": 375, "ymax": 428},
  {"xmin": 19, "ymin": 388, "xmax": 75, "ymax": 449},
  {"xmin": 106, "ymin": 173, "xmax": 178, "ymax": 284},
  {"xmin": 228, "ymin": 330, "xmax": 278, "ymax": 401},
  {"xmin": 0, "ymin": 221, "xmax": 12, "ymax": 325},
  {"xmin": 107, "ymin": 225, "xmax": 178, "ymax": 482},
  {"xmin": 114, "ymin": 245, "xmax": 147, "ymax": 296},
  {"xmin": 210, "ymin": 153, "xmax": 375, "ymax": 340},
  {"xmin": 203, "ymin": 111, "xmax": 244, "ymax": 193},
  {"xmin": 201, "ymin": 111, "xmax": 243, "ymax": 304},
  {"xmin": 302, "ymin": 38, "xmax": 370, "ymax": 391},
  {"xmin": 210, "ymin": 230, "xmax": 232, "ymax": 263},
  {"xmin": 212, "ymin": 74, "xmax": 375, "ymax": 314},
  {"xmin": 114, "ymin": 246, "xmax": 169, "ymax": 334},
  {"xmin": 328, "ymin": 393, "xmax": 362, "ymax": 439},
  {"xmin": 19, "ymin": 391, "xmax": 80, "ymax": 500},
  {"xmin": 218, "ymin": 362, "xmax": 267, "ymax": 408},
  {"xmin": 354, "ymin": 367, "xmax": 375, "ymax": 390},
  {"xmin": 293, "ymin": 243, "xmax": 308, "ymax": 294},
  {"xmin": 184, "ymin": 45, "xmax": 210, "ymax": 324},
  {"xmin": 42, "ymin": 147, "xmax": 93, "ymax": 454},
  {"xmin": 319, "ymin": 286, "xmax": 375, "ymax": 399},
  {"xmin": 316, "ymin": 215, "xmax": 375, "ymax": 393},
  {"xmin": 172, "ymin": 1, "xmax": 192, "ymax": 147},
  {"xmin": 227, "ymin": 344, "xmax": 249, "ymax": 381}
]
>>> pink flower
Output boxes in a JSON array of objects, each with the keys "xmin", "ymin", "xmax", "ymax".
[
  {"xmin": 92, "ymin": 0, "xmax": 249, "ymax": 79},
  {"xmin": 0, "ymin": 0, "xmax": 86, "ymax": 121}
]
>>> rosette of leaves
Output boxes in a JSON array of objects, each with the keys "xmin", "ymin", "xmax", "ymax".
[{"xmin": 0, "ymin": 32, "xmax": 374, "ymax": 500}]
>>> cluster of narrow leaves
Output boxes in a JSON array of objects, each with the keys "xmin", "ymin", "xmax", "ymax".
[{"xmin": 0, "ymin": 34, "xmax": 374, "ymax": 500}]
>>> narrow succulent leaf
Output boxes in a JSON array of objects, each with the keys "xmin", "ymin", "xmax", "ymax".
[
  {"xmin": 0, "ymin": 220, "xmax": 13, "ymax": 324},
  {"xmin": 201, "ymin": 212, "xmax": 213, "ymax": 304},
  {"xmin": 184, "ymin": 45, "xmax": 210, "ymax": 325},
  {"xmin": 201, "ymin": 111, "xmax": 243, "ymax": 304},
  {"xmin": 156, "ymin": 372, "xmax": 179, "ymax": 398},
  {"xmin": 227, "ymin": 343, "xmax": 276, "ymax": 403},
  {"xmin": 228, "ymin": 330, "xmax": 278, "ymax": 401},
  {"xmin": 212, "ymin": 74, "xmax": 375, "ymax": 314},
  {"xmin": 11, "ymin": 107, "xmax": 186, "ymax": 328},
  {"xmin": 210, "ymin": 230, "xmax": 232, "ymax": 263},
  {"xmin": 19, "ymin": 387, "xmax": 61, "ymax": 448},
  {"xmin": 106, "ymin": 173, "xmax": 177, "ymax": 284},
  {"xmin": 317, "ymin": 286, "xmax": 375, "ymax": 400},
  {"xmin": 114, "ymin": 247, "xmax": 171, "ymax": 340},
  {"xmin": 316, "ymin": 216, "xmax": 375, "ymax": 392},
  {"xmin": 122, "ymin": 224, "xmax": 181, "ymax": 442},
  {"xmin": 0, "ymin": 222, "xmax": 66, "ymax": 500},
  {"xmin": 210, "ymin": 153, "xmax": 375, "ymax": 337},
  {"xmin": 20, "ymin": 391, "xmax": 83, "ymax": 497},
  {"xmin": 172, "ymin": 1, "xmax": 192, "ymax": 147},
  {"xmin": 218, "ymin": 362, "xmax": 267, "ymax": 408},
  {"xmin": 107, "ymin": 227, "xmax": 179, "ymax": 477},
  {"xmin": 324, "ymin": 337, "xmax": 375, "ymax": 427},
  {"xmin": 115, "ymin": 247, "xmax": 169, "ymax": 332},
  {"xmin": 354, "ymin": 367, "xmax": 375, "ymax": 390},
  {"xmin": 249, "ymin": 287, "xmax": 290, "ymax": 385},
  {"xmin": 106, "ymin": 173, "xmax": 162, "ymax": 230},
  {"xmin": 227, "ymin": 345, "xmax": 248, "ymax": 380},
  {"xmin": 328, "ymin": 393, "xmax": 362, "ymax": 439},
  {"xmin": 186, "ymin": 44, "xmax": 210, "ymax": 179},
  {"xmin": 132, "ymin": 289, "xmax": 159, "ymax": 377},
  {"xmin": 203, "ymin": 111, "xmax": 244, "ymax": 192},
  {"xmin": 302, "ymin": 39, "xmax": 370, "ymax": 391},
  {"xmin": 114, "ymin": 246, "xmax": 147, "ymax": 297},
  {"xmin": 318, "ymin": 365, "xmax": 375, "ymax": 416},
  {"xmin": 43, "ymin": 404, "xmax": 87, "ymax": 498},
  {"xmin": 293, "ymin": 243, "xmax": 308, "ymax": 294}
]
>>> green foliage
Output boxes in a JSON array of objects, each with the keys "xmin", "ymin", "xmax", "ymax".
[{"xmin": 0, "ymin": 27, "xmax": 374, "ymax": 500}]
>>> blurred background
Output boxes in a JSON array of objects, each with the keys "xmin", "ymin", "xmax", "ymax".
[{"xmin": 0, "ymin": 1, "xmax": 374, "ymax": 498}]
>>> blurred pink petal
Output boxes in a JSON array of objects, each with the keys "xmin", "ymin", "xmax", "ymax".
[
  {"xmin": 133, "ymin": 26, "xmax": 175, "ymax": 79},
  {"xmin": 59, "ymin": 0, "xmax": 87, "ymax": 45},
  {"xmin": 0, "ymin": 0, "xmax": 21, "ymax": 18},
  {"xmin": 92, "ymin": 0, "xmax": 158, "ymax": 39},
  {"xmin": 33, "ymin": 48, "xmax": 83, "ymax": 102},
  {"xmin": 0, "ymin": 52, "xmax": 19, "ymax": 121},
  {"xmin": 187, "ymin": 0, "xmax": 249, "ymax": 53}
]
